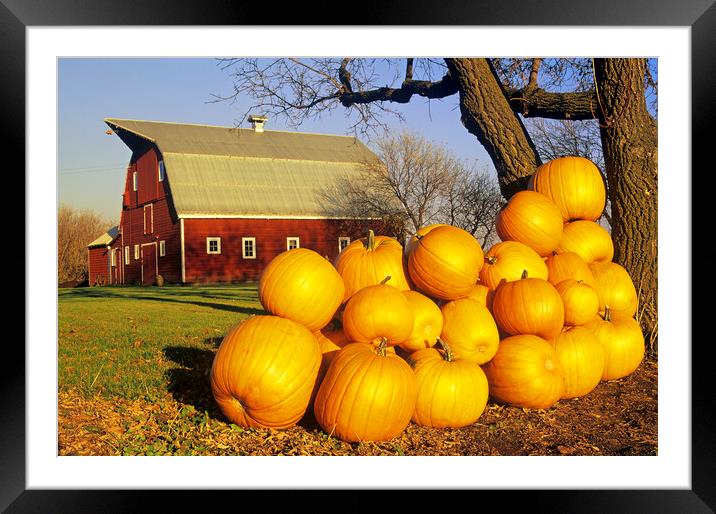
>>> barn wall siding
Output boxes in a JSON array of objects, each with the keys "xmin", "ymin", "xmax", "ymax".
[{"xmin": 87, "ymin": 247, "xmax": 110, "ymax": 285}]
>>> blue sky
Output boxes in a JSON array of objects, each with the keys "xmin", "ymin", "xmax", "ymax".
[{"xmin": 58, "ymin": 58, "xmax": 494, "ymax": 221}]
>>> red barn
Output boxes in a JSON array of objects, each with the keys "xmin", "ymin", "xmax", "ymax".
[
  {"xmin": 86, "ymin": 226, "xmax": 121, "ymax": 286},
  {"xmin": 90, "ymin": 117, "xmax": 386, "ymax": 285}
]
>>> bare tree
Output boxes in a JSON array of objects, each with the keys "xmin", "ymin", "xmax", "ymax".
[{"xmin": 58, "ymin": 204, "xmax": 115, "ymax": 284}]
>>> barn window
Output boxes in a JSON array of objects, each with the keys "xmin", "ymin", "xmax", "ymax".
[
  {"xmin": 242, "ymin": 237, "xmax": 256, "ymax": 259},
  {"xmin": 134, "ymin": 244, "xmax": 139, "ymax": 260},
  {"xmin": 339, "ymin": 237, "xmax": 351, "ymax": 252},
  {"xmin": 286, "ymin": 237, "xmax": 300, "ymax": 250},
  {"xmin": 143, "ymin": 204, "xmax": 154, "ymax": 234},
  {"xmin": 158, "ymin": 161, "xmax": 165, "ymax": 182},
  {"xmin": 206, "ymin": 237, "xmax": 221, "ymax": 254},
  {"xmin": 132, "ymin": 171, "xmax": 138, "ymax": 191},
  {"xmin": 110, "ymin": 249, "xmax": 116, "ymax": 267},
  {"xmin": 124, "ymin": 246, "xmax": 130, "ymax": 264},
  {"xmin": 159, "ymin": 240, "xmax": 166, "ymax": 257}
]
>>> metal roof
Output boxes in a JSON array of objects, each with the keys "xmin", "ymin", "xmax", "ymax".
[
  {"xmin": 104, "ymin": 118, "xmax": 379, "ymax": 217},
  {"xmin": 87, "ymin": 226, "xmax": 120, "ymax": 248}
]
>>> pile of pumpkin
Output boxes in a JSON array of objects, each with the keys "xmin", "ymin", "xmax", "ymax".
[{"xmin": 209, "ymin": 156, "xmax": 645, "ymax": 444}]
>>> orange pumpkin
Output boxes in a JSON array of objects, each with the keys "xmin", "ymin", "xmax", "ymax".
[
  {"xmin": 259, "ymin": 248, "xmax": 344, "ymax": 331},
  {"xmin": 313, "ymin": 341, "xmax": 417, "ymax": 442},
  {"xmin": 556, "ymin": 220, "xmax": 614, "ymax": 264},
  {"xmin": 495, "ymin": 190, "xmax": 564, "ymax": 256},
  {"xmin": 465, "ymin": 283, "xmax": 495, "ymax": 311},
  {"xmin": 529, "ymin": 156, "xmax": 607, "ymax": 222},
  {"xmin": 210, "ymin": 315, "xmax": 322, "ymax": 429},
  {"xmin": 399, "ymin": 290, "xmax": 443, "ymax": 352},
  {"xmin": 555, "ymin": 279, "xmax": 600, "ymax": 326},
  {"xmin": 407, "ymin": 225, "xmax": 484, "ymax": 301},
  {"xmin": 405, "ymin": 223, "xmax": 448, "ymax": 255},
  {"xmin": 588, "ymin": 261, "xmax": 639, "ymax": 319},
  {"xmin": 334, "ymin": 229, "xmax": 411, "ymax": 302},
  {"xmin": 342, "ymin": 280, "xmax": 414, "ymax": 347},
  {"xmin": 585, "ymin": 306, "xmax": 645, "ymax": 381},
  {"xmin": 479, "ymin": 240, "xmax": 549, "ymax": 290},
  {"xmin": 407, "ymin": 339, "xmax": 489, "ymax": 428},
  {"xmin": 550, "ymin": 326, "xmax": 604, "ymax": 398},
  {"xmin": 545, "ymin": 251, "xmax": 596, "ymax": 288},
  {"xmin": 483, "ymin": 334, "xmax": 565, "ymax": 410},
  {"xmin": 440, "ymin": 297, "xmax": 500, "ymax": 364},
  {"xmin": 491, "ymin": 270, "xmax": 565, "ymax": 340}
]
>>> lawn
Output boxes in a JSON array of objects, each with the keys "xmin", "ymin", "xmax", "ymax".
[{"xmin": 57, "ymin": 284, "xmax": 657, "ymax": 457}]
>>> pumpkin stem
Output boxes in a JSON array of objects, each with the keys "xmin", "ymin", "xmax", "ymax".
[
  {"xmin": 437, "ymin": 338, "xmax": 454, "ymax": 362},
  {"xmin": 377, "ymin": 337, "xmax": 388, "ymax": 357},
  {"xmin": 486, "ymin": 255, "xmax": 497, "ymax": 265},
  {"xmin": 367, "ymin": 229, "xmax": 376, "ymax": 251},
  {"xmin": 603, "ymin": 305, "xmax": 612, "ymax": 322},
  {"xmin": 521, "ymin": 269, "xmax": 529, "ymax": 279},
  {"xmin": 380, "ymin": 275, "xmax": 392, "ymax": 285}
]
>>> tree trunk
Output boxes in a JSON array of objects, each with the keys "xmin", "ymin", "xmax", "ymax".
[
  {"xmin": 444, "ymin": 58, "xmax": 541, "ymax": 199},
  {"xmin": 593, "ymin": 58, "xmax": 658, "ymax": 343}
]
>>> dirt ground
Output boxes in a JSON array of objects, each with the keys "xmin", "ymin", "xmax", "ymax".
[{"xmin": 57, "ymin": 355, "xmax": 657, "ymax": 457}]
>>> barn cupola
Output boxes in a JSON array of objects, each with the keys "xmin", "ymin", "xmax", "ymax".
[{"xmin": 248, "ymin": 114, "xmax": 268, "ymax": 133}]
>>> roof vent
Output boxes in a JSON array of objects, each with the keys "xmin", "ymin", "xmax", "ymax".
[{"xmin": 247, "ymin": 114, "xmax": 268, "ymax": 133}]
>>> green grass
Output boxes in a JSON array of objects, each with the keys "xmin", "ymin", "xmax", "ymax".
[{"xmin": 58, "ymin": 284, "xmax": 265, "ymax": 401}]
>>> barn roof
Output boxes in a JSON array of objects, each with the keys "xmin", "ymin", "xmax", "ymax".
[
  {"xmin": 104, "ymin": 118, "xmax": 380, "ymax": 218},
  {"xmin": 87, "ymin": 226, "xmax": 120, "ymax": 248}
]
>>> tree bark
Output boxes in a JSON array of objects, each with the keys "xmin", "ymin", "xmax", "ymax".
[
  {"xmin": 593, "ymin": 58, "xmax": 658, "ymax": 341},
  {"xmin": 444, "ymin": 58, "xmax": 541, "ymax": 199}
]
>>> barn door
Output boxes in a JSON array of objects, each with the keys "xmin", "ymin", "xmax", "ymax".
[{"xmin": 141, "ymin": 244, "xmax": 157, "ymax": 286}]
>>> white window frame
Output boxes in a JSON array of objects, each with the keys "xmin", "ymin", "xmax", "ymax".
[
  {"xmin": 339, "ymin": 237, "xmax": 351, "ymax": 252},
  {"xmin": 124, "ymin": 246, "xmax": 130, "ymax": 264},
  {"xmin": 143, "ymin": 204, "xmax": 154, "ymax": 234},
  {"xmin": 134, "ymin": 244, "xmax": 140, "ymax": 260},
  {"xmin": 242, "ymin": 237, "xmax": 256, "ymax": 259},
  {"xmin": 206, "ymin": 237, "xmax": 221, "ymax": 255},
  {"xmin": 158, "ymin": 160, "xmax": 165, "ymax": 182},
  {"xmin": 132, "ymin": 171, "xmax": 138, "ymax": 191},
  {"xmin": 286, "ymin": 236, "xmax": 300, "ymax": 251},
  {"xmin": 110, "ymin": 249, "xmax": 116, "ymax": 267},
  {"xmin": 159, "ymin": 240, "xmax": 166, "ymax": 257}
]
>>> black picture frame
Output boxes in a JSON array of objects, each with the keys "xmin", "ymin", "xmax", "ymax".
[{"xmin": 7, "ymin": 0, "xmax": 712, "ymax": 511}]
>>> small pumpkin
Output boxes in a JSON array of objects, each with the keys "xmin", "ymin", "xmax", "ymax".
[
  {"xmin": 210, "ymin": 315, "xmax": 321, "ymax": 430},
  {"xmin": 545, "ymin": 251, "xmax": 596, "ymax": 288},
  {"xmin": 483, "ymin": 334, "xmax": 565, "ymax": 410},
  {"xmin": 439, "ymin": 297, "xmax": 500, "ymax": 364},
  {"xmin": 550, "ymin": 326, "xmax": 604, "ymax": 398},
  {"xmin": 407, "ymin": 339, "xmax": 489, "ymax": 428},
  {"xmin": 479, "ymin": 240, "xmax": 549, "ymax": 290},
  {"xmin": 465, "ymin": 283, "xmax": 495, "ymax": 311},
  {"xmin": 556, "ymin": 220, "xmax": 614, "ymax": 264},
  {"xmin": 342, "ymin": 278, "xmax": 414, "ymax": 347},
  {"xmin": 313, "ymin": 341, "xmax": 417, "ymax": 442},
  {"xmin": 585, "ymin": 306, "xmax": 645, "ymax": 381},
  {"xmin": 495, "ymin": 190, "xmax": 564, "ymax": 256},
  {"xmin": 334, "ymin": 229, "xmax": 411, "ymax": 302},
  {"xmin": 259, "ymin": 248, "xmax": 345, "ymax": 331},
  {"xmin": 407, "ymin": 225, "xmax": 484, "ymax": 301},
  {"xmin": 399, "ymin": 290, "xmax": 443, "ymax": 352},
  {"xmin": 588, "ymin": 261, "xmax": 639, "ymax": 319},
  {"xmin": 555, "ymin": 279, "xmax": 600, "ymax": 326},
  {"xmin": 529, "ymin": 156, "xmax": 607, "ymax": 222},
  {"xmin": 491, "ymin": 270, "xmax": 565, "ymax": 340}
]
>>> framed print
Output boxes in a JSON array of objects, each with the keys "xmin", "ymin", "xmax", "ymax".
[{"xmin": 7, "ymin": 0, "xmax": 713, "ymax": 511}]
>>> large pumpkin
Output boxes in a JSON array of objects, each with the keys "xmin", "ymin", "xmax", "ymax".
[
  {"xmin": 483, "ymin": 334, "xmax": 565, "ymax": 410},
  {"xmin": 588, "ymin": 261, "xmax": 639, "ymax": 320},
  {"xmin": 210, "ymin": 315, "xmax": 321, "ymax": 429},
  {"xmin": 407, "ymin": 225, "xmax": 484, "ymax": 301},
  {"xmin": 585, "ymin": 306, "xmax": 645, "ymax": 381},
  {"xmin": 405, "ymin": 223, "xmax": 448, "ymax": 255},
  {"xmin": 259, "ymin": 248, "xmax": 345, "ymax": 331},
  {"xmin": 399, "ymin": 290, "xmax": 443, "ymax": 352},
  {"xmin": 495, "ymin": 190, "xmax": 564, "ymax": 256},
  {"xmin": 556, "ymin": 220, "xmax": 614, "ymax": 264},
  {"xmin": 342, "ymin": 280, "xmax": 414, "ymax": 347},
  {"xmin": 313, "ymin": 342, "xmax": 417, "ymax": 442},
  {"xmin": 545, "ymin": 251, "xmax": 596, "ymax": 288},
  {"xmin": 529, "ymin": 156, "xmax": 607, "ymax": 222},
  {"xmin": 407, "ymin": 339, "xmax": 489, "ymax": 428},
  {"xmin": 480, "ymin": 240, "xmax": 549, "ymax": 290},
  {"xmin": 550, "ymin": 326, "xmax": 604, "ymax": 398},
  {"xmin": 334, "ymin": 229, "xmax": 410, "ymax": 302},
  {"xmin": 440, "ymin": 297, "xmax": 500, "ymax": 364},
  {"xmin": 491, "ymin": 270, "xmax": 565, "ymax": 340},
  {"xmin": 555, "ymin": 279, "xmax": 600, "ymax": 326}
]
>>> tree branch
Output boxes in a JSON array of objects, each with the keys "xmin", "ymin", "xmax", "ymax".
[
  {"xmin": 506, "ymin": 87, "xmax": 598, "ymax": 120},
  {"xmin": 338, "ymin": 72, "xmax": 458, "ymax": 107}
]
